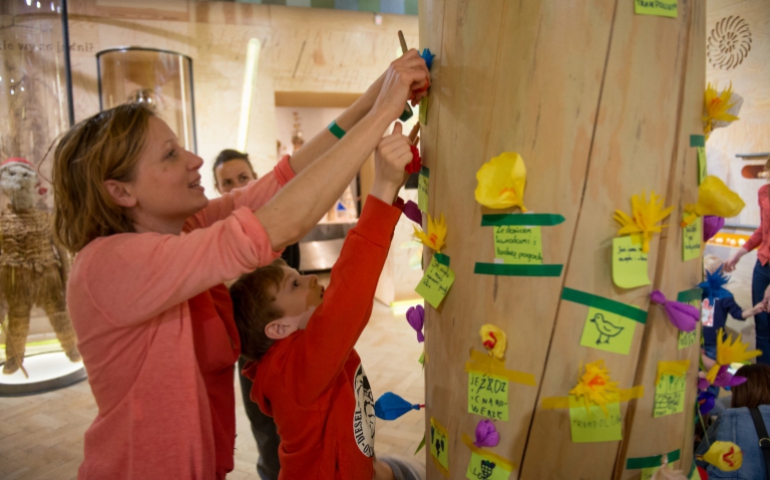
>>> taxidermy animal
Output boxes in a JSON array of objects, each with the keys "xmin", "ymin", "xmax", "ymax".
[{"xmin": 590, "ymin": 312, "xmax": 624, "ymax": 344}]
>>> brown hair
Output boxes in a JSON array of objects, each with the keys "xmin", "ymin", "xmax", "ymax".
[
  {"xmin": 213, "ymin": 149, "xmax": 255, "ymax": 191},
  {"xmin": 52, "ymin": 103, "xmax": 154, "ymax": 253},
  {"xmin": 731, "ymin": 363, "xmax": 770, "ymax": 408},
  {"xmin": 230, "ymin": 258, "xmax": 287, "ymax": 361}
]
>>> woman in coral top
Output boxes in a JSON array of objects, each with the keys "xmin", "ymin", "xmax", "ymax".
[{"xmin": 51, "ymin": 51, "xmax": 429, "ymax": 480}]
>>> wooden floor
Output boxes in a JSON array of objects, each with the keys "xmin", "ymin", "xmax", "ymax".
[{"xmin": 0, "ymin": 295, "xmax": 427, "ymax": 479}]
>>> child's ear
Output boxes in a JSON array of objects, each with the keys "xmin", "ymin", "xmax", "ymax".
[{"xmin": 265, "ymin": 319, "xmax": 296, "ymax": 340}]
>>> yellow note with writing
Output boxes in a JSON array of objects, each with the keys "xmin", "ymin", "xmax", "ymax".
[
  {"xmin": 612, "ymin": 236, "xmax": 650, "ymax": 289},
  {"xmin": 569, "ymin": 396, "xmax": 622, "ymax": 443},
  {"xmin": 634, "ymin": 0, "xmax": 677, "ymax": 18},
  {"xmin": 468, "ymin": 371, "xmax": 509, "ymax": 421},
  {"xmin": 682, "ymin": 217, "xmax": 702, "ymax": 262},
  {"xmin": 466, "ymin": 452, "xmax": 512, "ymax": 480},
  {"xmin": 493, "ymin": 226, "xmax": 543, "ymax": 264},
  {"xmin": 418, "ymin": 167, "xmax": 429, "ymax": 212},
  {"xmin": 430, "ymin": 417, "xmax": 449, "ymax": 473},
  {"xmin": 653, "ymin": 374, "xmax": 686, "ymax": 417},
  {"xmin": 415, "ymin": 253, "xmax": 455, "ymax": 309}
]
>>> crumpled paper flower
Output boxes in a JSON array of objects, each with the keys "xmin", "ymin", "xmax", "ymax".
[
  {"xmin": 421, "ymin": 48, "xmax": 435, "ymax": 70},
  {"xmin": 374, "ymin": 392, "xmax": 424, "ymax": 420},
  {"xmin": 613, "ymin": 191, "xmax": 673, "ymax": 253},
  {"xmin": 704, "ymin": 82, "xmax": 743, "ymax": 140},
  {"xmin": 682, "ymin": 176, "xmax": 745, "ymax": 227},
  {"xmin": 406, "ymin": 144, "xmax": 422, "ymax": 174},
  {"xmin": 703, "ymin": 216, "xmax": 725, "ymax": 242},
  {"xmin": 650, "ymin": 290, "xmax": 699, "ymax": 332},
  {"xmin": 569, "ymin": 359, "xmax": 619, "ymax": 416},
  {"xmin": 406, "ymin": 305, "xmax": 424, "ymax": 343},
  {"xmin": 480, "ymin": 324, "xmax": 507, "ymax": 360},
  {"xmin": 706, "ymin": 328, "xmax": 761, "ymax": 384},
  {"xmin": 474, "ymin": 152, "xmax": 527, "ymax": 211},
  {"xmin": 702, "ymin": 440, "xmax": 743, "ymax": 471},
  {"xmin": 474, "ymin": 420, "xmax": 500, "ymax": 448},
  {"xmin": 413, "ymin": 213, "xmax": 447, "ymax": 253},
  {"xmin": 699, "ymin": 365, "xmax": 747, "ymax": 389},
  {"xmin": 698, "ymin": 265, "xmax": 732, "ymax": 303},
  {"xmin": 403, "ymin": 201, "xmax": 422, "ymax": 224},
  {"xmin": 697, "ymin": 389, "xmax": 716, "ymax": 416}
]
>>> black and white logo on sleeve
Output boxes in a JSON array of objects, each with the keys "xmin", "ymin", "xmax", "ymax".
[{"xmin": 353, "ymin": 364, "xmax": 376, "ymax": 457}]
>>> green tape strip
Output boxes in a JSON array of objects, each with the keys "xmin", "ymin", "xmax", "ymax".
[
  {"xmin": 562, "ymin": 287, "xmax": 648, "ymax": 324},
  {"xmin": 327, "ymin": 120, "xmax": 346, "ymax": 139},
  {"xmin": 435, "ymin": 253, "xmax": 450, "ymax": 266},
  {"xmin": 474, "ymin": 263, "xmax": 563, "ymax": 277},
  {"xmin": 420, "ymin": 166, "xmax": 430, "ymax": 178},
  {"xmin": 677, "ymin": 287, "xmax": 702, "ymax": 304},
  {"xmin": 481, "ymin": 213, "xmax": 565, "ymax": 227},
  {"xmin": 690, "ymin": 134, "xmax": 705, "ymax": 147},
  {"xmin": 626, "ymin": 449, "xmax": 681, "ymax": 470}
]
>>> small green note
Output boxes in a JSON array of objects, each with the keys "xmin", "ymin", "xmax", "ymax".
[
  {"xmin": 419, "ymin": 96, "xmax": 429, "ymax": 125},
  {"xmin": 641, "ymin": 467, "xmax": 659, "ymax": 480},
  {"xmin": 677, "ymin": 289, "xmax": 701, "ymax": 349},
  {"xmin": 653, "ymin": 374, "xmax": 686, "ymax": 417},
  {"xmin": 697, "ymin": 147, "xmax": 707, "ymax": 185},
  {"xmin": 493, "ymin": 226, "xmax": 543, "ymax": 264},
  {"xmin": 579, "ymin": 307, "xmax": 637, "ymax": 355},
  {"xmin": 612, "ymin": 236, "xmax": 650, "ymax": 289},
  {"xmin": 634, "ymin": 0, "xmax": 677, "ymax": 18},
  {"xmin": 418, "ymin": 167, "xmax": 430, "ymax": 213},
  {"xmin": 466, "ymin": 452, "xmax": 512, "ymax": 480},
  {"xmin": 468, "ymin": 371, "xmax": 509, "ymax": 421},
  {"xmin": 569, "ymin": 396, "xmax": 622, "ymax": 443},
  {"xmin": 430, "ymin": 417, "xmax": 450, "ymax": 472},
  {"xmin": 678, "ymin": 330, "xmax": 697, "ymax": 349},
  {"xmin": 415, "ymin": 254, "xmax": 455, "ymax": 309},
  {"xmin": 682, "ymin": 217, "xmax": 702, "ymax": 262}
]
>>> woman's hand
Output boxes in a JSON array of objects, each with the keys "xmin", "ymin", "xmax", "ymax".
[
  {"xmin": 723, "ymin": 248, "xmax": 746, "ymax": 273},
  {"xmin": 370, "ymin": 122, "xmax": 413, "ymax": 203},
  {"xmin": 371, "ymin": 49, "xmax": 430, "ymax": 122}
]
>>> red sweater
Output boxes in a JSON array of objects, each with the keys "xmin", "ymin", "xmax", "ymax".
[
  {"xmin": 244, "ymin": 195, "xmax": 403, "ymax": 480},
  {"xmin": 744, "ymin": 184, "xmax": 770, "ymax": 266}
]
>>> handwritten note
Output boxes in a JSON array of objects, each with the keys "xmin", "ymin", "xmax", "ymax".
[
  {"xmin": 634, "ymin": 0, "xmax": 677, "ymax": 18},
  {"xmin": 418, "ymin": 167, "xmax": 430, "ymax": 212},
  {"xmin": 468, "ymin": 372, "xmax": 509, "ymax": 421},
  {"xmin": 678, "ymin": 330, "xmax": 697, "ymax": 349},
  {"xmin": 415, "ymin": 254, "xmax": 455, "ymax": 309},
  {"xmin": 654, "ymin": 374, "xmax": 686, "ymax": 417},
  {"xmin": 569, "ymin": 396, "xmax": 622, "ymax": 443},
  {"xmin": 493, "ymin": 226, "xmax": 543, "ymax": 264},
  {"xmin": 612, "ymin": 236, "xmax": 650, "ymax": 289},
  {"xmin": 466, "ymin": 452, "xmax": 512, "ymax": 480},
  {"xmin": 579, "ymin": 307, "xmax": 636, "ymax": 355},
  {"xmin": 677, "ymin": 289, "xmax": 701, "ymax": 349},
  {"xmin": 430, "ymin": 417, "xmax": 450, "ymax": 473},
  {"xmin": 682, "ymin": 217, "xmax": 702, "ymax": 262},
  {"xmin": 697, "ymin": 147, "xmax": 707, "ymax": 185}
]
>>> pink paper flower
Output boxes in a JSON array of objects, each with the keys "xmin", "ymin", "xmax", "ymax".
[
  {"xmin": 406, "ymin": 305, "xmax": 425, "ymax": 343},
  {"xmin": 651, "ymin": 290, "xmax": 699, "ymax": 332},
  {"xmin": 474, "ymin": 420, "xmax": 500, "ymax": 448}
]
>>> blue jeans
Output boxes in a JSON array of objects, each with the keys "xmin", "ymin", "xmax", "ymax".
[{"xmin": 751, "ymin": 260, "xmax": 770, "ymax": 365}]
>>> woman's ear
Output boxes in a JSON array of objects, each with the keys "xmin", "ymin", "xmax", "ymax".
[
  {"xmin": 104, "ymin": 179, "xmax": 137, "ymax": 208},
  {"xmin": 265, "ymin": 320, "xmax": 297, "ymax": 340}
]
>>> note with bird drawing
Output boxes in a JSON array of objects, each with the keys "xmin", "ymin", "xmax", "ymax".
[{"xmin": 579, "ymin": 307, "xmax": 637, "ymax": 355}]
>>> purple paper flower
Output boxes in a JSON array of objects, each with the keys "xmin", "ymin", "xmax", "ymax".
[
  {"xmin": 698, "ymin": 390, "xmax": 716, "ymax": 415},
  {"xmin": 474, "ymin": 420, "xmax": 500, "ymax": 448},
  {"xmin": 699, "ymin": 365, "xmax": 747, "ymax": 389},
  {"xmin": 650, "ymin": 290, "xmax": 700, "ymax": 332},
  {"xmin": 403, "ymin": 200, "xmax": 422, "ymax": 225},
  {"xmin": 406, "ymin": 305, "xmax": 425, "ymax": 343},
  {"xmin": 703, "ymin": 216, "xmax": 725, "ymax": 242}
]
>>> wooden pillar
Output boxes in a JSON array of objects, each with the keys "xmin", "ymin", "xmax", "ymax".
[{"xmin": 419, "ymin": 1, "xmax": 704, "ymax": 478}]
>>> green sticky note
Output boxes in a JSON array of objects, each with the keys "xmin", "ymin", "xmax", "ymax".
[
  {"xmin": 418, "ymin": 167, "xmax": 429, "ymax": 212},
  {"xmin": 579, "ymin": 307, "xmax": 637, "ymax": 355},
  {"xmin": 677, "ymin": 290, "xmax": 701, "ymax": 349},
  {"xmin": 689, "ymin": 464, "xmax": 700, "ymax": 480},
  {"xmin": 641, "ymin": 467, "xmax": 659, "ymax": 480},
  {"xmin": 419, "ymin": 351, "xmax": 425, "ymax": 365},
  {"xmin": 634, "ymin": 0, "xmax": 677, "ymax": 18},
  {"xmin": 430, "ymin": 417, "xmax": 449, "ymax": 471},
  {"xmin": 466, "ymin": 452, "xmax": 512, "ymax": 480},
  {"xmin": 493, "ymin": 226, "xmax": 543, "ymax": 264},
  {"xmin": 678, "ymin": 330, "xmax": 697, "ymax": 349},
  {"xmin": 697, "ymin": 146, "xmax": 707, "ymax": 185},
  {"xmin": 468, "ymin": 371, "xmax": 509, "ymax": 421},
  {"xmin": 612, "ymin": 236, "xmax": 650, "ymax": 289},
  {"xmin": 569, "ymin": 396, "xmax": 622, "ymax": 443},
  {"xmin": 682, "ymin": 217, "xmax": 702, "ymax": 262},
  {"xmin": 653, "ymin": 373, "xmax": 686, "ymax": 417},
  {"xmin": 415, "ymin": 255, "xmax": 455, "ymax": 309},
  {"xmin": 419, "ymin": 96, "xmax": 429, "ymax": 125}
]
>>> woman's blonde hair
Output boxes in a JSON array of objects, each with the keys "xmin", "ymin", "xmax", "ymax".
[{"xmin": 53, "ymin": 103, "xmax": 154, "ymax": 253}]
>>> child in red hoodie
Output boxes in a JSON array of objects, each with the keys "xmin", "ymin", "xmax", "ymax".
[{"xmin": 231, "ymin": 123, "xmax": 423, "ymax": 480}]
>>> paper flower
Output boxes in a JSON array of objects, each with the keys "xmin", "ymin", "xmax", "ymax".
[
  {"xmin": 703, "ymin": 83, "xmax": 742, "ymax": 139},
  {"xmin": 406, "ymin": 305, "xmax": 425, "ymax": 343},
  {"xmin": 702, "ymin": 441, "xmax": 743, "ymax": 471},
  {"xmin": 698, "ymin": 265, "xmax": 732, "ymax": 303},
  {"xmin": 697, "ymin": 389, "xmax": 716, "ymax": 416},
  {"xmin": 682, "ymin": 176, "xmax": 745, "ymax": 227},
  {"xmin": 403, "ymin": 201, "xmax": 422, "ymax": 224},
  {"xmin": 703, "ymin": 216, "xmax": 725, "ymax": 242},
  {"xmin": 421, "ymin": 48, "xmax": 435, "ymax": 70},
  {"xmin": 413, "ymin": 213, "xmax": 447, "ymax": 253},
  {"xmin": 650, "ymin": 290, "xmax": 699, "ymax": 332},
  {"xmin": 613, "ymin": 191, "xmax": 673, "ymax": 253},
  {"xmin": 706, "ymin": 328, "xmax": 761, "ymax": 384},
  {"xmin": 474, "ymin": 420, "xmax": 500, "ymax": 448},
  {"xmin": 699, "ymin": 365, "xmax": 746, "ymax": 389},
  {"xmin": 374, "ymin": 392, "xmax": 424, "ymax": 420},
  {"xmin": 480, "ymin": 324, "xmax": 507, "ymax": 360},
  {"xmin": 406, "ymin": 145, "xmax": 422, "ymax": 174},
  {"xmin": 569, "ymin": 360, "xmax": 619, "ymax": 415},
  {"xmin": 474, "ymin": 152, "xmax": 527, "ymax": 211}
]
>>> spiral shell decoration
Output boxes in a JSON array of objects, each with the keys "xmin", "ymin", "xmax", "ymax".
[{"xmin": 707, "ymin": 16, "xmax": 752, "ymax": 70}]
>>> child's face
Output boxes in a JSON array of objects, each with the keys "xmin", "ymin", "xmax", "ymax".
[{"xmin": 268, "ymin": 267, "xmax": 324, "ymax": 335}]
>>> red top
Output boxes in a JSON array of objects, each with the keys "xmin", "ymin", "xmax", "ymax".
[
  {"xmin": 743, "ymin": 184, "xmax": 770, "ymax": 266},
  {"xmin": 244, "ymin": 195, "xmax": 403, "ymax": 480}
]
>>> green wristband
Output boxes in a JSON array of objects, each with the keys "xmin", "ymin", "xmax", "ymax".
[{"xmin": 328, "ymin": 120, "xmax": 346, "ymax": 139}]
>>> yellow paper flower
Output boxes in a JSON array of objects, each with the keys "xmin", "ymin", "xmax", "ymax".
[
  {"xmin": 479, "ymin": 324, "xmax": 507, "ymax": 360},
  {"xmin": 706, "ymin": 328, "xmax": 761, "ymax": 383},
  {"xmin": 613, "ymin": 191, "xmax": 673, "ymax": 253},
  {"xmin": 704, "ymin": 83, "xmax": 740, "ymax": 139},
  {"xmin": 474, "ymin": 152, "xmax": 527, "ymax": 211},
  {"xmin": 413, "ymin": 213, "xmax": 447, "ymax": 253},
  {"xmin": 702, "ymin": 441, "xmax": 743, "ymax": 472},
  {"xmin": 569, "ymin": 360, "xmax": 619, "ymax": 416},
  {"xmin": 682, "ymin": 175, "xmax": 745, "ymax": 227}
]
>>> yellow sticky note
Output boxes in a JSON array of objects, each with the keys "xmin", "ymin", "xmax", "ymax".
[
  {"xmin": 579, "ymin": 307, "xmax": 637, "ymax": 355},
  {"xmin": 466, "ymin": 452, "xmax": 512, "ymax": 480},
  {"xmin": 678, "ymin": 330, "xmax": 697, "ymax": 349},
  {"xmin": 493, "ymin": 226, "xmax": 543, "ymax": 264},
  {"xmin": 641, "ymin": 467, "xmax": 659, "ymax": 480},
  {"xmin": 415, "ymin": 254, "xmax": 455, "ymax": 309},
  {"xmin": 634, "ymin": 0, "xmax": 677, "ymax": 18},
  {"xmin": 654, "ymin": 373, "xmax": 686, "ymax": 417},
  {"xmin": 569, "ymin": 396, "xmax": 622, "ymax": 443},
  {"xmin": 468, "ymin": 371, "xmax": 509, "ymax": 421},
  {"xmin": 682, "ymin": 217, "xmax": 702, "ymax": 262},
  {"xmin": 419, "ymin": 96, "xmax": 429, "ymax": 125},
  {"xmin": 418, "ymin": 167, "xmax": 430, "ymax": 213},
  {"xmin": 690, "ymin": 465, "xmax": 700, "ymax": 480},
  {"xmin": 430, "ymin": 417, "xmax": 449, "ymax": 473},
  {"xmin": 612, "ymin": 236, "xmax": 650, "ymax": 289},
  {"xmin": 697, "ymin": 146, "xmax": 707, "ymax": 185}
]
